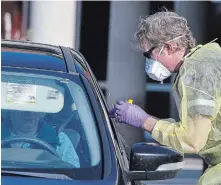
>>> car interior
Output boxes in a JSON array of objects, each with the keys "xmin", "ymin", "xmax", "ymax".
[{"xmin": 1, "ymin": 72, "xmax": 100, "ymax": 168}]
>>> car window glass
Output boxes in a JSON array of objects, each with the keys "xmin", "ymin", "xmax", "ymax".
[{"xmin": 1, "ymin": 70, "xmax": 102, "ymax": 180}]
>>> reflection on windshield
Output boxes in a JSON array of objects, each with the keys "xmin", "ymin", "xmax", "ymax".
[
  {"xmin": 1, "ymin": 71, "xmax": 102, "ymax": 180},
  {"xmin": 2, "ymin": 110, "xmax": 80, "ymax": 167}
]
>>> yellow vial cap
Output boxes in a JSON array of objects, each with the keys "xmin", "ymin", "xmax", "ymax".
[{"xmin": 128, "ymin": 99, "xmax": 133, "ymax": 104}]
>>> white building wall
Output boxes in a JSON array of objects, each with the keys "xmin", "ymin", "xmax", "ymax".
[{"xmin": 30, "ymin": 1, "xmax": 77, "ymax": 48}]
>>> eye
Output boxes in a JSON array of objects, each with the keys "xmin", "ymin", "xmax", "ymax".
[{"xmin": 143, "ymin": 47, "xmax": 156, "ymax": 59}]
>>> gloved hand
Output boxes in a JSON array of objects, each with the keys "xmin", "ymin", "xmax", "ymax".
[{"xmin": 109, "ymin": 100, "xmax": 150, "ymax": 128}]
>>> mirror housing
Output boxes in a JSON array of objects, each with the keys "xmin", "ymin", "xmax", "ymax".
[{"xmin": 128, "ymin": 142, "xmax": 184, "ymax": 181}]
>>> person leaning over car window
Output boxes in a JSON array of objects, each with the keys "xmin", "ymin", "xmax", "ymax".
[
  {"xmin": 1, "ymin": 110, "xmax": 80, "ymax": 168},
  {"xmin": 109, "ymin": 10, "xmax": 221, "ymax": 185}
]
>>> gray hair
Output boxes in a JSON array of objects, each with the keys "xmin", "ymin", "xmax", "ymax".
[{"xmin": 134, "ymin": 10, "xmax": 196, "ymax": 50}]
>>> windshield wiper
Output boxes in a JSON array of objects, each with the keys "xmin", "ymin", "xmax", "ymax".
[{"xmin": 2, "ymin": 170, "xmax": 72, "ymax": 180}]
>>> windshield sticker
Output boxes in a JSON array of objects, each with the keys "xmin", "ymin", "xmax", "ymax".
[
  {"xmin": 47, "ymin": 90, "xmax": 59, "ymax": 100},
  {"xmin": 6, "ymin": 83, "xmax": 37, "ymax": 104}
]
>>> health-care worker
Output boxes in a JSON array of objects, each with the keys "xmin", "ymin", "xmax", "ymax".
[{"xmin": 109, "ymin": 10, "xmax": 221, "ymax": 185}]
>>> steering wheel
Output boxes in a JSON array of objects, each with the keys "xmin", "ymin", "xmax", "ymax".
[{"xmin": 2, "ymin": 137, "xmax": 60, "ymax": 158}]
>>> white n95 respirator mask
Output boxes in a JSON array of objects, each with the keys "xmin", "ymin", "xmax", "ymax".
[
  {"xmin": 144, "ymin": 34, "xmax": 186, "ymax": 83},
  {"xmin": 145, "ymin": 58, "xmax": 171, "ymax": 83}
]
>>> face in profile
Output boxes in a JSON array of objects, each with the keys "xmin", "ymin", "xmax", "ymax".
[{"xmin": 10, "ymin": 111, "xmax": 44, "ymax": 134}]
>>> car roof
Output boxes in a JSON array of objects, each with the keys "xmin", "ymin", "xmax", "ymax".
[
  {"xmin": 1, "ymin": 40, "xmax": 68, "ymax": 72},
  {"xmin": 1, "ymin": 39, "xmax": 93, "ymax": 82}
]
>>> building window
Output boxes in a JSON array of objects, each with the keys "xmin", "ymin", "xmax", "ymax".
[
  {"xmin": 145, "ymin": 92, "xmax": 170, "ymax": 119},
  {"xmin": 207, "ymin": 2, "xmax": 221, "ymax": 45},
  {"xmin": 79, "ymin": 1, "xmax": 110, "ymax": 81}
]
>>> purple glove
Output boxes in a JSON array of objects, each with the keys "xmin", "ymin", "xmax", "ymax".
[{"xmin": 109, "ymin": 100, "xmax": 150, "ymax": 128}]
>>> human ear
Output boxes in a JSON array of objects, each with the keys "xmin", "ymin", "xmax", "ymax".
[{"xmin": 165, "ymin": 43, "xmax": 174, "ymax": 55}]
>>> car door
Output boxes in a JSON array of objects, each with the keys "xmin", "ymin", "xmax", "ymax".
[
  {"xmin": 70, "ymin": 49, "xmax": 132, "ymax": 184},
  {"xmin": 82, "ymin": 64, "xmax": 133, "ymax": 184}
]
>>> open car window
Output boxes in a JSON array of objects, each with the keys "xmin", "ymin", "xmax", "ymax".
[{"xmin": 1, "ymin": 69, "xmax": 102, "ymax": 180}]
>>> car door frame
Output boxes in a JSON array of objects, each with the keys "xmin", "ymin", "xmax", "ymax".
[{"xmin": 70, "ymin": 49, "xmax": 131, "ymax": 184}]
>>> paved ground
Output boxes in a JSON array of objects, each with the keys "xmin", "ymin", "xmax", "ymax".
[{"xmin": 142, "ymin": 158, "xmax": 203, "ymax": 185}]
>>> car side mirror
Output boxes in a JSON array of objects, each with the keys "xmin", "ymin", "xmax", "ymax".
[{"xmin": 127, "ymin": 142, "xmax": 184, "ymax": 181}]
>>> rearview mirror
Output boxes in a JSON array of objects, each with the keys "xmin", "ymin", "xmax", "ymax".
[{"xmin": 128, "ymin": 143, "xmax": 184, "ymax": 181}]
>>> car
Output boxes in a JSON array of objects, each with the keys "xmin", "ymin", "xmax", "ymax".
[{"xmin": 1, "ymin": 39, "xmax": 184, "ymax": 185}]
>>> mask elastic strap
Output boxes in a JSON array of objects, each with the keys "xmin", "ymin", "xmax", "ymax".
[
  {"xmin": 166, "ymin": 34, "xmax": 186, "ymax": 43},
  {"xmin": 158, "ymin": 45, "xmax": 164, "ymax": 56},
  {"xmin": 183, "ymin": 44, "xmax": 203, "ymax": 59},
  {"xmin": 158, "ymin": 34, "xmax": 186, "ymax": 57}
]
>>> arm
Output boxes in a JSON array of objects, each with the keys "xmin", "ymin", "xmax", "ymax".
[
  {"xmin": 110, "ymin": 62, "xmax": 220, "ymax": 154},
  {"xmin": 56, "ymin": 132, "xmax": 80, "ymax": 167},
  {"xmin": 143, "ymin": 115, "xmax": 212, "ymax": 154}
]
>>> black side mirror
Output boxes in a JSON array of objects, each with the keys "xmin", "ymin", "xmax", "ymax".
[{"xmin": 128, "ymin": 142, "xmax": 184, "ymax": 181}]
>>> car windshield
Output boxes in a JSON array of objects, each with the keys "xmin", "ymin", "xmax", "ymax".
[{"xmin": 1, "ymin": 69, "xmax": 102, "ymax": 180}]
